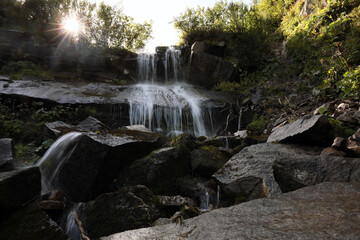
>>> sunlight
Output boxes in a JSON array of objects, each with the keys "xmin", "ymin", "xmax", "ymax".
[{"xmin": 61, "ymin": 14, "xmax": 81, "ymax": 37}]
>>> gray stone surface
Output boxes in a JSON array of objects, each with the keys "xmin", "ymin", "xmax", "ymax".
[
  {"xmin": 267, "ymin": 114, "xmax": 334, "ymax": 146},
  {"xmin": 77, "ymin": 116, "xmax": 109, "ymax": 132},
  {"xmin": 346, "ymin": 128, "xmax": 360, "ymax": 157},
  {"xmin": 0, "ymin": 138, "xmax": 14, "ymax": 172},
  {"xmin": 42, "ymin": 121, "xmax": 73, "ymax": 140},
  {"xmin": 273, "ymin": 155, "xmax": 360, "ymax": 193},
  {"xmin": 213, "ymin": 143, "xmax": 321, "ymax": 201},
  {"xmin": 101, "ymin": 182, "xmax": 360, "ymax": 240}
]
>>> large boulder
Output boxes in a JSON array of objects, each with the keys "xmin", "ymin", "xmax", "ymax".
[
  {"xmin": 79, "ymin": 185, "xmax": 161, "ymax": 239},
  {"xmin": 273, "ymin": 155, "xmax": 360, "ymax": 193},
  {"xmin": 191, "ymin": 146, "xmax": 229, "ymax": 178},
  {"xmin": 0, "ymin": 203, "xmax": 69, "ymax": 240},
  {"xmin": 77, "ymin": 116, "xmax": 109, "ymax": 132},
  {"xmin": 0, "ymin": 138, "xmax": 15, "ymax": 172},
  {"xmin": 42, "ymin": 121, "xmax": 73, "ymax": 140},
  {"xmin": 213, "ymin": 143, "xmax": 321, "ymax": 202},
  {"xmin": 101, "ymin": 182, "xmax": 360, "ymax": 240},
  {"xmin": 39, "ymin": 130, "xmax": 169, "ymax": 202},
  {"xmin": 189, "ymin": 52, "xmax": 238, "ymax": 89},
  {"xmin": 116, "ymin": 147, "xmax": 191, "ymax": 195},
  {"xmin": 267, "ymin": 114, "xmax": 334, "ymax": 146},
  {"xmin": 0, "ymin": 167, "xmax": 41, "ymax": 222}
]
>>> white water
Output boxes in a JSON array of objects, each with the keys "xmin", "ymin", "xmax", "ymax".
[
  {"xmin": 65, "ymin": 203, "xmax": 83, "ymax": 240},
  {"xmin": 200, "ymin": 191, "xmax": 210, "ymax": 210},
  {"xmin": 38, "ymin": 132, "xmax": 82, "ymax": 194},
  {"xmin": 132, "ymin": 47, "xmax": 210, "ymax": 137}
]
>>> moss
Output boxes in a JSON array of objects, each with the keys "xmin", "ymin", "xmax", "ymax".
[
  {"xmin": 246, "ymin": 115, "xmax": 270, "ymax": 134},
  {"xmin": 328, "ymin": 118, "xmax": 356, "ymax": 138}
]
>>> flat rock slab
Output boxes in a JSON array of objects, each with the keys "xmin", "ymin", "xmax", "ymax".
[
  {"xmin": 101, "ymin": 182, "xmax": 360, "ymax": 240},
  {"xmin": 267, "ymin": 114, "xmax": 333, "ymax": 146},
  {"xmin": 213, "ymin": 143, "xmax": 321, "ymax": 201},
  {"xmin": 273, "ymin": 155, "xmax": 360, "ymax": 192}
]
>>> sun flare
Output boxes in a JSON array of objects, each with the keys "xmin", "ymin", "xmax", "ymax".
[{"xmin": 61, "ymin": 14, "xmax": 81, "ymax": 36}]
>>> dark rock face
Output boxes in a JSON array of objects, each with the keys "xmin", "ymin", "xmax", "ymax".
[
  {"xmin": 273, "ymin": 156, "xmax": 360, "ymax": 193},
  {"xmin": 101, "ymin": 182, "xmax": 360, "ymax": 240},
  {"xmin": 188, "ymin": 52, "xmax": 238, "ymax": 89},
  {"xmin": 267, "ymin": 114, "xmax": 334, "ymax": 146},
  {"xmin": 0, "ymin": 203, "xmax": 70, "ymax": 240},
  {"xmin": 39, "ymin": 130, "xmax": 168, "ymax": 202},
  {"xmin": 79, "ymin": 185, "xmax": 161, "ymax": 239},
  {"xmin": 116, "ymin": 147, "xmax": 191, "ymax": 195},
  {"xmin": 0, "ymin": 167, "xmax": 41, "ymax": 222},
  {"xmin": 191, "ymin": 146, "xmax": 228, "ymax": 178},
  {"xmin": 0, "ymin": 138, "xmax": 14, "ymax": 172},
  {"xmin": 213, "ymin": 143, "xmax": 321, "ymax": 202}
]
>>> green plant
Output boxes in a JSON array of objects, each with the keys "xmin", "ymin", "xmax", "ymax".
[
  {"xmin": 246, "ymin": 115, "xmax": 270, "ymax": 134},
  {"xmin": 0, "ymin": 61, "xmax": 53, "ymax": 80},
  {"xmin": 212, "ymin": 81, "xmax": 241, "ymax": 92},
  {"xmin": 328, "ymin": 118, "xmax": 355, "ymax": 138}
]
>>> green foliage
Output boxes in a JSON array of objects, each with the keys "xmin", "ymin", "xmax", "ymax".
[
  {"xmin": 0, "ymin": 61, "xmax": 53, "ymax": 80},
  {"xmin": 213, "ymin": 81, "xmax": 241, "ymax": 92},
  {"xmin": 15, "ymin": 143, "xmax": 40, "ymax": 165},
  {"xmin": 328, "ymin": 118, "xmax": 355, "ymax": 138},
  {"xmin": 246, "ymin": 115, "xmax": 270, "ymax": 133}
]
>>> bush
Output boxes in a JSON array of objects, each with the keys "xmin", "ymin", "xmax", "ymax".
[
  {"xmin": 0, "ymin": 61, "xmax": 53, "ymax": 80},
  {"xmin": 246, "ymin": 115, "xmax": 270, "ymax": 134}
]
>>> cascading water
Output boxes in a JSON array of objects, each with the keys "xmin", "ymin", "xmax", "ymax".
[
  {"xmin": 37, "ymin": 132, "xmax": 82, "ymax": 194},
  {"xmin": 130, "ymin": 47, "xmax": 212, "ymax": 137}
]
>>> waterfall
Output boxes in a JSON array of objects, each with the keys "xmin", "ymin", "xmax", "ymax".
[
  {"xmin": 131, "ymin": 46, "xmax": 211, "ymax": 137},
  {"xmin": 37, "ymin": 132, "xmax": 82, "ymax": 194},
  {"xmin": 65, "ymin": 203, "xmax": 83, "ymax": 240},
  {"xmin": 127, "ymin": 83, "xmax": 207, "ymax": 137},
  {"xmin": 216, "ymin": 185, "xmax": 220, "ymax": 208},
  {"xmin": 238, "ymin": 107, "xmax": 243, "ymax": 131},
  {"xmin": 200, "ymin": 191, "xmax": 210, "ymax": 210}
]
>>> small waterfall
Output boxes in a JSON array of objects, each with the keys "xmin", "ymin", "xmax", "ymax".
[
  {"xmin": 165, "ymin": 46, "xmax": 182, "ymax": 82},
  {"xmin": 238, "ymin": 107, "xmax": 243, "ymax": 131},
  {"xmin": 200, "ymin": 191, "xmax": 210, "ymax": 210},
  {"xmin": 137, "ymin": 53, "xmax": 157, "ymax": 82},
  {"xmin": 216, "ymin": 185, "xmax": 220, "ymax": 208},
  {"xmin": 38, "ymin": 132, "xmax": 82, "ymax": 194},
  {"xmin": 127, "ymin": 83, "xmax": 207, "ymax": 137},
  {"xmin": 65, "ymin": 203, "xmax": 83, "ymax": 240}
]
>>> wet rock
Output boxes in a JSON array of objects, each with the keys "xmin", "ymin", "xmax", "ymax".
[
  {"xmin": 77, "ymin": 116, "xmax": 109, "ymax": 132},
  {"xmin": 0, "ymin": 167, "xmax": 41, "ymax": 222},
  {"xmin": 43, "ymin": 121, "xmax": 73, "ymax": 140},
  {"xmin": 119, "ymin": 125, "xmax": 152, "ymax": 133},
  {"xmin": 273, "ymin": 155, "xmax": 360, "ymax": 193},
  {"xmin": 0, "ymin": 138, "xmax": 14, "ymax": 172},
  {"xmin": 191, "ymin": 146, "xmax": 229, "ymax": 178},
  {"xmin": 346, "ymin": 128, "xmax": 360, "ymax": 157},
  {"xmin": 172, "ymin": 133, "xmax": 198, "ymax": 150},
  {"xmin": 191, "ymin": 42, "xmax": 205, "ymax": 54},
  {"xmin": 116, "ymin": 147, "xmax": 191, "ymax": 195},
  {"xmin": 199, "ymin": 138, "xmax": 225, "ymax": 148},
  {"xmin": 233, "ymin": 130, "xmax": 248, "ymax": 139},
  {"xmin": 0, "ymin": 203, "xmax": 70, "ymax": 240},
  {"xmin": 79, "ymin": 186, "xmax": 161, "ymax": 239},
  {"xmin": 267, "ymin": 114, "xmax": 334, "ymax": 146},
  {"xmin": 213, "ymin": 143, "xmax": 321, "ymax": 202},
  {"xmin": 39, "ymin": 190, "xmax": 64, "ymax": 210},
  {"xmin": 321, "ymin": 147, "xmax": 346, "ymax": 156},
  {"xmin": 39, "ymin": 130, "xmax": 168, "ymax": 202},
  {"xmin": 157, "ymin": 196, "xmax": 197, "ymax": 209},
  {"xmin": 101, "ymin": 182, "xmax": 360, "ymax": 240}
]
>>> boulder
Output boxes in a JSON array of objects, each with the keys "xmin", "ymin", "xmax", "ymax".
[
  {"xmin": 189, "ymin": 52, "xmax": 238, "ymax": 89},
  {"xmin": 116, "ymin": 147, "xmax": 191, "ymax": 195},
  {"xmin": 346, "ymin": 128, "xmax": 360, "ymax": 157},
  {"xmin": 0, "ymin": 203, "xmax": 69, "ymax": 240},
  {"xmin": 42, "ymin": 121, "xmax": 73, "ymax": 140},
  {"xmin": 101, "ymin": 182, "xmax": 360, "ymax": 240},
  {"xmin": 191, "ymin": 146, "xmax": 229, "ymax": 178},
  {"xmin": 172, "ymin": 133, "xmax": 198, "ymax": 150},
  {"xmin": 79, "ymin": 186, "xmax": 161, "ymax": 239},
  {"xmin": 213, "ymin": 143, "xmax": 321, "ymax": 202},
  {"xmin": 0, "ymin": 138, "xmax": 14, "ymax": 172},
  {"xmin": 157, "ymin": 195, "xmax": 197, "ymax": 209},
  {"xmin": 39, "ymin": 130, "xmax": 169, "ymax": 202},
  {"xmin": 273, "ymin": 155, "xmax": 360, "ymax": 193},
  {"xmin": 119, "ymin": 125, "xmax": 152, "ymax": 133},
  {"xmin": 77, "ymin": 116, "xmax": 109, "ymax": 132},
  {"xmin": 0, "ymin": 167, "xmax": 41, "ymax": 221},
  {"xmin": 267, "ymin": 114, "xmax": 334, "ymax": 146},
  {"xmin": 320, "ymin": 147, "xmax": 346, "ymax": 156}
]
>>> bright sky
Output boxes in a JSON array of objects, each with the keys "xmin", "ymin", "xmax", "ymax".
[{"xmin": 95, "ymin": 0, "xmax": 252, "ymax": 53}]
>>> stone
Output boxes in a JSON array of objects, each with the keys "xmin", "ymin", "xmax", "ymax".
[
  {"xmin": 191, "ymin": 146, "xmax": 229, "ymax": 178},
  {"xmin": 267, "ymin": 114, "xmax": 334, "ymax": 146},
  {"xmin": 332, "ymin": 137, "xmax": 346, "ymax": 150},
  {"xmin": 273, "ymin": 155, "xmax": 360, "ymax": 193},
  {"xmin": 320, "ymin": 147, "xmax": 346, "ymax": 156},
  {"xmin": 39, "ymin": 130, "xmax": 169, "ymax": 202},
  {"xmin": 191, "ymin": 42, "xmax": 205, "ymax": 54},
  {"xmin": 172, "ymin": 133, "xmax": 198, "ymax": 150},
  {"xmin": 0, "ymin": 203, "xmax": 70, "ymax": 240},
  {"xmin": 157, "ymin": 195, "xmax": 197, "ymax": 209},
  {"xmin": 346, "ymin": 128, "xmax": 360, "ymax": 157},
  {"xmin": 0, "ymin": 138, "xmax": 14, "ymax": 172},
  {"xmin": 0, "ymin": 167, "xmax": 41, "ymax": 222},
  {"xmin": 119, "ymin": 125, "xmax": 152, "ymax": 133},
  {"xmin": 77, "ymin": 116, "xmax": 109, "ymax": 132},
  {"xmin": 116, "ymin": 147, "xmax": 191, "ymax": 195},
  {"xmin": 43, "ymin": 121, "xmax": 73, "ymax": 140},
  {"xmin": 233, "ymin": 130, "xmax": 248, "ymax": 139},
  {"xmin": 79, "ymin": 186, "xmax": 161, "ymax": 239},
  {"xmin": 213, "ymin": 143, "xmax": 321, "ymax": 202},
  {"xmin": 101, "ymin": 182, "xmax": 360, "ymax": 240}
]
